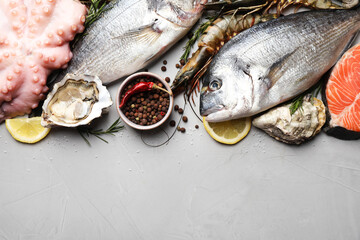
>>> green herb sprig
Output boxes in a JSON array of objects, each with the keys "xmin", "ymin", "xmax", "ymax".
[
  {"xmin": 180, "ymin": 17, "xmax": 216, "ymax": 63},
  {"xmin": 289, "ymin": 94, "xmax": 305, "ymax": 115},
  {"xmin": 77, "ymin": 118, "xmax": 124, "ymax": 146},
  {"xmin": 289, "ymin": 80, "xmax": 324, "ymax": 115},
  {"xmin": 72, "ymin": 0, "xmax": 113, "ymax": 47},
  {"xmin": 81, "ymin": 0, "xmax": 113, "ymax": 28}
]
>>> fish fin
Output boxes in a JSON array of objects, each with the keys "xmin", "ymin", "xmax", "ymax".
[
  {"xmin": 113, "ymin": 24, "xmax": 162, "ymax": 45},
  {"xmin": 266, "ymin": 47, "xmax": 299, "ymax": 89}
]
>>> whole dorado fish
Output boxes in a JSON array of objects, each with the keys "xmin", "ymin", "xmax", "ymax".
[
  {"xmin": 200, "ymin": 9, "xmax": 360, "ymax": 122},
  {"xmin": 53, "ymin": 0, "xmax": 207, "ymax": 84}
]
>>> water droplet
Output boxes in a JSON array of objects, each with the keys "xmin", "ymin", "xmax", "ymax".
[
  {"xmin": 129, "ymin": 168, "xmax": 132, "ymax": 172},
  {"xmin": 136, "ymin": 149, "xmax": 140, "ymax": 153},
  {"xmin": 3, "ymin": 150, "xmax": 7, "ymax": 154}
]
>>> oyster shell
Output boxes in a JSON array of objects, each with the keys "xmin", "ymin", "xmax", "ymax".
[
  {"xmin": 41, "ymin": 74, "xmax": 112, "ymax": 127},
  {"xmin": 252, "ymin": 97, "xmax": 326, "ymax": 144}
]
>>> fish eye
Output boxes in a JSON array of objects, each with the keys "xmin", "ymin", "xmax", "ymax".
[{"xmin": 209, "ymin": 79, "xmax": 222, "ymax": 91}]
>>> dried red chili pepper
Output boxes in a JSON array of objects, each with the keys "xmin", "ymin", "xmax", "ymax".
[{"xmin": 119, "ymin": 82, "xmax": 171, "ymax": 108}]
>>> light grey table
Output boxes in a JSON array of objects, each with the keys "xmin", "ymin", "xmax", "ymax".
[{"xmin": 1, "ymin": 16, "xmax": 360, "ymax": 240}]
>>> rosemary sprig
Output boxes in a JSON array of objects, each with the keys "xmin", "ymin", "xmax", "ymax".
[
  {"xmin": 77, "ymin": 118, "xmax": 124, "ymax": 146},
  {"xmin": 289, "ymin": 80, "xmax": 324, "ymax": 115},
  {"xmin": 81, "ymin": 0, "xmax": 113, "ymax": 28},
  {"xmin": 72, "ymin": 0, "xmax": 113, "ymax": 47},
  {"xmin": 180, "ymin": 17, "xmax": 216, "ymax": 63},
  {"xmin": 289, "ymin": 94, "xmax": 305, "ymax": 115}
]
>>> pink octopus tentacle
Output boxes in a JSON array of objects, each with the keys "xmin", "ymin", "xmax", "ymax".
[{"xmin": 0, "ymin": 0, "xmax": 87, "ymax": 122}]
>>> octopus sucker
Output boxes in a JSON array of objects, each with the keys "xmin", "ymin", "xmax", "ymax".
[
  {"xmin": 32, "ymin": 76, "xmax": 39, "ymax": 83},
  {"xmin": 0, "ymin": 0, "xmax": 87, "ymax": 122},
  {"xmin": 7, "ymin": 83, "xmax": 13, "ymax": 91},
  {"xmin": 57, "ymin": 29, "xmax": 64, "ymax": 36},
  {"xmin": 9, "ymin": 1, "xmax": 18, "ymax": 8},
  {"xmin": 2, "ymin": 87, "xmax": 8, "ymax": 94},
  {"xmin": 5, "ymin": 95, "xmax": 12, "ymax": 102}
]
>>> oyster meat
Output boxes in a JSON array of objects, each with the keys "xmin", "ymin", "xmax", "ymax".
[
  {"xmin": 252, "ymin": 97, "xmax": 326, "ymax": 144},
  {"xmin": 42, "ymin": 74, "xmax": 112, "ymax": 127}
]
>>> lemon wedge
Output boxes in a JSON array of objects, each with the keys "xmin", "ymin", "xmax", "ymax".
[
  {"xmin": 5, "ymin": 117, "xmax": 50, "ymax": 144},
  {"xmin": 203, "ymin": 117, "xmax": 251, "ymax": 144}
]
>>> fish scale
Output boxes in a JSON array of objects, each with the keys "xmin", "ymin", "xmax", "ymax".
[{"xmin": 200, "ymin": 9, "xmax": 360, "ymax": 122}]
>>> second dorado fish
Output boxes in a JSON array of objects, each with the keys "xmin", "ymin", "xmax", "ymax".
[
  {"xmin": 53, "ymin": 0, "xmax": 207, "ymax": 84},
  {"xmin": 200, "ymin": 9, "xmax": 360, "ymax": 122}
]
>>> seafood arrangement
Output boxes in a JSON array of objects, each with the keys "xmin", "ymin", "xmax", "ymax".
[
  {"xmin": 200, "ymin": 9, "xmax": 360, "ymax": 122},
  {"xmin": 1, "ymin": 0, "xmax": 360, "ymax": 145},
  {"xmin": 0, "ymin": 0, "xmax": 87, "ymax": 122},
  {"xmin": 171, "ymin": 0, "xmax": 358, "ymax": 96}
]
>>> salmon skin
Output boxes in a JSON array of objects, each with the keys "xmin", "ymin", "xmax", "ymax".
[
  {"xmin": 324, "ymin": 43, "xmax": 360, "ymax": 140},
  {"xmin": 200, "ymin": 8, "xmax": 360, "ymax": 122}
]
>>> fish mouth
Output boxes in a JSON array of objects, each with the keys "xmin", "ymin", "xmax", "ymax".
[{"xmin": 200, "ymin": 104, "xmax": 224, "ymax": 116}]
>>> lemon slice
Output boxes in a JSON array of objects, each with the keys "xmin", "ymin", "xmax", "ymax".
[
  {"xmin": 203, "ymin": 117, "xmax": 251, "ymax": 144},
  {"xmin": 5, "ymin": 117, "xmax": 50, "ymax": 144}
]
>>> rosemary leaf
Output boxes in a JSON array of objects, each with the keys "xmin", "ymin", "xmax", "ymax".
[
  {"xmin": 289, "ymin": 79, "xmax": 324, "ymax": 115},
  {"xmin": 289, "ymin": 95, "xmax": 304, "ymax": 115},
  {"xmin": 77, "ymin": 128, "xmax": 91, "ymax": 146},
  {"xmin": 93, "ymin": 134, "xmax": 109, "ymax": 144},
  {"xmin": 180, "ymin": 16, "xmax": 216, "ymax": 63},
  {"xmin": 77, "ymin": 118, "xmax": 124, "ymax": 145},
  {"xmin": 72, "ymin": 0, "xmax": 113, "ymax": 48}
]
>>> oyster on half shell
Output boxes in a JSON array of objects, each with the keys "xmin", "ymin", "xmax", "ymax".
[
  {"xmin": 41, "ymin": 74, "xmax": 112, "ymax": 127},
  {"xmin": 252, "ymin": 97, "xmax": 326, "ymax": 144}
]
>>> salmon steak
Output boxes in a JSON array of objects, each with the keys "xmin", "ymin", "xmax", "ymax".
[{"xmin": 325, "ymin": 43, "xmax": 360, "ymax": 139}]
